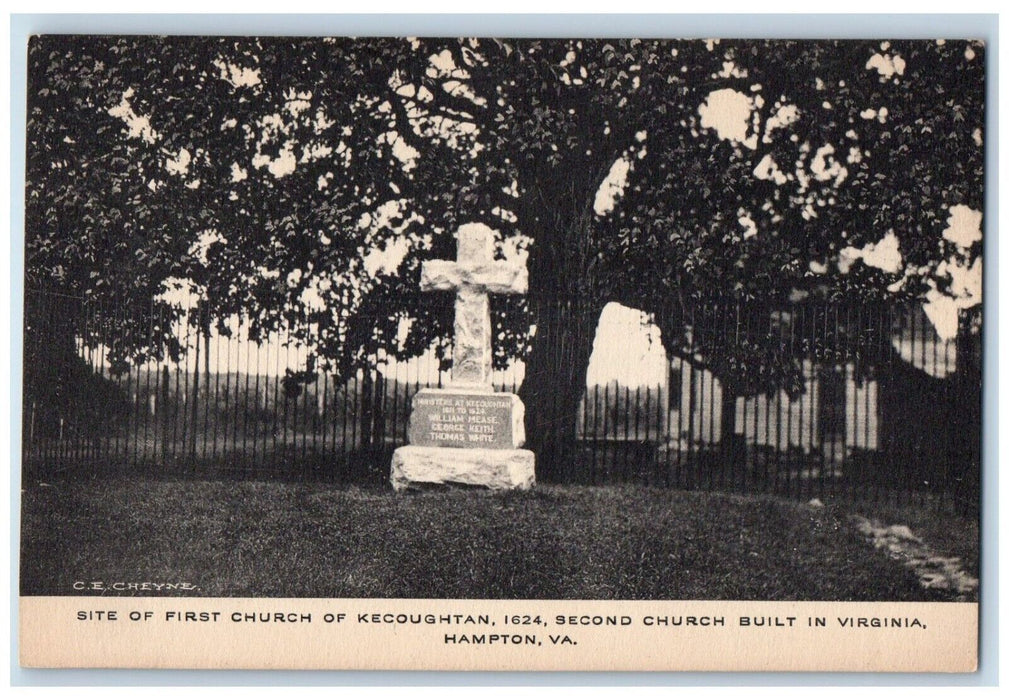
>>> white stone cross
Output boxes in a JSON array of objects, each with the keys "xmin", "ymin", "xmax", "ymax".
[{"xmin": 420, "ymin": 222, "xmax": 528, "ymax": 387}]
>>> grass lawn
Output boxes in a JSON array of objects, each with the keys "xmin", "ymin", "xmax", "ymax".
[{"xmin": 20, "ymin": 477, "xmax": 970, "ymax": 601}]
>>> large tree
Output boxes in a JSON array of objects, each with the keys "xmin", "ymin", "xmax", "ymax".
[{"xmin": 26, "ymin": 37, "xmax": 983, "ymax": 476}]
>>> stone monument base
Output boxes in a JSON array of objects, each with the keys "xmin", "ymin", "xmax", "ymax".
[{"xmin": 391, "ymin": 445, "xmax": 535, "ymax": 491}]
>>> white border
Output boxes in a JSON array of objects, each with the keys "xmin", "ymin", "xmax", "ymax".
[{"xmin": 4, "ymin": 10, "xmax": 1000, "ymax": 691}]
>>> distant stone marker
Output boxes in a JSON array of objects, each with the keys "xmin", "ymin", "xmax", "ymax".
[{"xmin": 391, "ymin": 223, "xmax": 535, "ymax": 491}]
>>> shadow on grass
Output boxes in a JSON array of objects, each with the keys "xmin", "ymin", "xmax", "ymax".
[{"xmin": 19, "ymin": 477, "xmax": 963, "ymax": 601}]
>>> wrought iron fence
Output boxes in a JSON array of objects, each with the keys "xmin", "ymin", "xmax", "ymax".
[{"xmin": 21, "ymin": 289, "xmax": 980, "ymax": 510}]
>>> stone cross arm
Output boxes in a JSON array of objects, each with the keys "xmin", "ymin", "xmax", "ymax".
[{"xmin": 420, "ymin": 260, "xmax": 528, "ymax": 295}]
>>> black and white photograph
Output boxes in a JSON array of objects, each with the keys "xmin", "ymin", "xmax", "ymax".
[{"xmin": 16, "ymin": 27, "xmax": 985, "ymax": 671}]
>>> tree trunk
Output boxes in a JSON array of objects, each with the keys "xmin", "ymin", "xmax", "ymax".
[
  {"xmin": 513, "ymin": 152, "xmax": 614, "ymax": 482},
  {"xmin": 952, "ymin": 309, "xmax": 981, "ymax": 514},
  {"xmin": 23, "ymin": 291, "xmax": 130, "ymax": 470},
  {"xmin": 23, "ymin": 296, "xmax": 80, "ymax": 439},
  {"xmin": 359, "ymin": 363, "xmax": 386, "ymax": 450},
  {"xmin": 519, "ymin": 297, "xmax": 600, "ymax": 483}
]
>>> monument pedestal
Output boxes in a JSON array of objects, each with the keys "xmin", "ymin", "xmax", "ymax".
[
  {"xmin": 391, "ymin": 445, "xmax": 535, "ymax": 491},
  {"xmin": 391, "ymin": 387, "xmax": 536, "ymax": 491}
]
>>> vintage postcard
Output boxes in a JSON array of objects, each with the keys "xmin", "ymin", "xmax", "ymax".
[{"xmin": 18, "ymin": 32, "xmax": 983, "ymax": 671}]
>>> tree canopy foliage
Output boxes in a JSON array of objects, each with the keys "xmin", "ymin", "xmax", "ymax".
[{"xmin": 26, "ymin": 36, "xmax": 984, "ymax": 462}]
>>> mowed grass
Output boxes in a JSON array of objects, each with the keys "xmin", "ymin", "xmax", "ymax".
[{"xmin": 20, "ymin": 478, "xmax": 954, "ymax": 601}]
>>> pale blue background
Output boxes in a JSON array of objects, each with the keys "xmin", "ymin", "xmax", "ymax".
[{"xmin": 9, "ymin": 12, "xmax": 998, "ymax": 687}]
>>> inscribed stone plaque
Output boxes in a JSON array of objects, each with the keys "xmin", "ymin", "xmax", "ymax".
[{"xmin": 408, "ymin": 391, "xmax": 516, "ymax": 449}]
